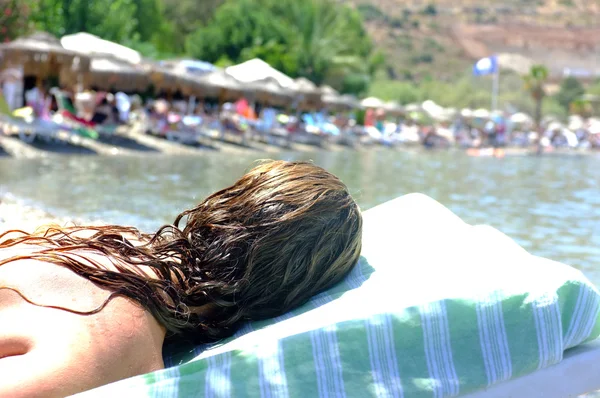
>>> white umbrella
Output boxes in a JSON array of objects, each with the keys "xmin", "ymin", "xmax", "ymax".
[
  {"xmin": 422, "ymin": 100, "xmax": 445, "ymax": 120},
  {"xmin": 460, "ymin": 108, "xmax": 473, "ymax": 118},
  {"xmin": 404, "ymin": 103, "xmax": 422, "ymax": 113},
  {"xmin": 510, "ymin": 112, "xmax": 532, "ymax": 124},
  {"xmin": 361, "ymin": 97, "xmax": 385, "ymax": 109},
  {"xmin": 293, "ymin": 77, "xmax": 320, "ymax": 96},
  {"xmin": 61, "ymin": 32, "xmax": 141, "ymax": 64},
  {"xmin": 225, "ymin": 58, "xmax": 295, "ymax": 89},
  {"xmin": 245, "ymin": 76, "xmax": 294, "ymax": 106},
  {"xmin": 320, "ymin": 85, "xmax": 339, "ymax": 96},
  {"xmin": 568, "ymin": 115, "xmax": 584, "ymax": 131},
  {"xmin": 383, "ymin": 101, "xmax": 404, "ymax": 115},
  {"xmin": 473, "ymin": 108, "xmax": 491, "ymax": 119},
  {"xmin": 547, "ymin": 121, "xmax": 563, "ymax": 132},
  {"xmin": 196, "ymin": 69, "xmax": 242, "ymax": 92}
]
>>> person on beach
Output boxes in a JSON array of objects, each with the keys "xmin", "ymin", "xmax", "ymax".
[{"xmin": 0, "ymin": 160, "xmax": 362, "ymax": 398}]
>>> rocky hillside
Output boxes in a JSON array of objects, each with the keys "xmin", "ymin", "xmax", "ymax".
[{"xmin": 340, "ymin": 0, "xmax": 600, "ymax": 81}]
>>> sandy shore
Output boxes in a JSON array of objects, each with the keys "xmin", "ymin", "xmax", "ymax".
[
  {"xmin": 0, "ymin": 194, "xmax": 90, "ymax": 233},
  {"xmin": 0, "ymin": 121, "xmax": 357, "ymax": 159}
]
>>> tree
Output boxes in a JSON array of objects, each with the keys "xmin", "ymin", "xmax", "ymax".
[
  {"xmin": 160, "ymin": 0, "xmax": 223, "ymax": 53},
  {"xmin": 556, "ymin": 76, "xmax": 585, "ymax": 112},
  {"xmin": 523, "ymin": 64, "xmax": 549, "ymax": 130},
  {"xmin": 0, "ymin": 0, "xmax": 33, "ymax": 42},
  {"xmin": 185, "ymin": 0, "xmax": 375, "ymax": 90},
  {"xmin": 30, "ymin": 0, "xmax": 138, "ymax": 42}
]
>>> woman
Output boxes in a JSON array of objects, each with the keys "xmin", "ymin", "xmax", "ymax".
[{"xmin": 0, "ymin": 160, "xmax": 362, "ymax": 398}]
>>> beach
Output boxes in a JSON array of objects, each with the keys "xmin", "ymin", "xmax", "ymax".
[{"xmin": 0, "ymin": 194, "xmax": 89, "ymax": 232}]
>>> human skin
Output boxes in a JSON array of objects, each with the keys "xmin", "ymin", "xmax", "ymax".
[{"xmin": 0, "ymin": 245, "xmax": 166, "ymax": 398}]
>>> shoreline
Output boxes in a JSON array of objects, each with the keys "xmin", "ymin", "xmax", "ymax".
[
  {"xmin": 0, "ymin": 133, "xmax": 597, "ymax": 159},
  {"xmin": 0, "ymin": 194, "xmax": 80, "ymax": 233},
  {"xmin": 1, "ymin": 124, "xmax": 598, "ymax": 159}
]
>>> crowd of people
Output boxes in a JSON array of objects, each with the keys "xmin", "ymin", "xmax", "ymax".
[{"xmin": 3, "ymin": 81, "xmax": 600, "ymax": 154}]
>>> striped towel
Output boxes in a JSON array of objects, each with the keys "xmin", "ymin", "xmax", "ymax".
[{"xmin": 75, "ymin": 194, "xmax": 600, "ymax": 398}]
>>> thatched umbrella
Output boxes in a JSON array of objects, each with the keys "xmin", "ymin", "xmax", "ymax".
[
  {"xmin": 291, "ymin": 77, "xmax": 322, "ymax": 109},
  {"xmin": 195, "ymin": 69, "xmax": 244, "ymax": 101},
  {"xmin": 61, "ymin": 32, "xmax": 142, "ymax": 65},
  {"xmin": 86, "ymin": 56, "xmax": 149, "ymax": 92},
  {"xmin": 383, "ymin": 101, "xmax": 404, "ymax": 116},
  {"xmin": 226, "ymin": 58, "xmax": 295, "ymax": 89},
  {"xmin": 320, "ymin": 85, "xmax": 338, "ymax": 96},
  {"xmin": 322, "ymin": 87, "xmax": 358, "ymax": 111},
  {"xmin": 245, "ymin": 77, "xmax": 294, "ymax": 107},
  {"xmin": 0, "ymin": 32, "xmax": 89, "ymax": 86},
  {"xmin": 144, "ymin": 61, "xmax": 194, "ymax": 98}
]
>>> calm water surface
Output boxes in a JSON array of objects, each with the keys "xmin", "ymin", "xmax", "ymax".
[{"xmin": 1, "ymin": 149, "xmax": 599, "ymax": 285}]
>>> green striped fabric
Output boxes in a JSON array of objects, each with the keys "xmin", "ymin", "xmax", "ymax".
[{"xmin": 74, "ymin": 193, "xmax": 600, "ymax": 398}]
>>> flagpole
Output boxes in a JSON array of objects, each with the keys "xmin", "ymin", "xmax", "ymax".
[{"xmin": 491, "ymin": 67, "xmax": 499, "ymax": 111}]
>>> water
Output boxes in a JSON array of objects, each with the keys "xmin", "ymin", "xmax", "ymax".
[{"xmin": 1, "ymin": 149, "xmax": 600, "ymax": 286}]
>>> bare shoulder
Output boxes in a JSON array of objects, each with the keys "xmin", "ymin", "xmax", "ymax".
[{"xmin": 0, "ymin": 246, "xmax": 165, "ymax": 398}]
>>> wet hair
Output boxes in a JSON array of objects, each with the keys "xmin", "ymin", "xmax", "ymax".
[{"xmin": 0, "ymin": 160, "xmax": 362, "ymax": 344}]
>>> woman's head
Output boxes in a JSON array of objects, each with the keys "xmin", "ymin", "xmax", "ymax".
[
  {"xmin": 167, "ymin": 160, "xmax": 362, "ymax": 338},
  {"xmin": 0, "ymin": 160, "xmax": 362, "ymax": 344}
]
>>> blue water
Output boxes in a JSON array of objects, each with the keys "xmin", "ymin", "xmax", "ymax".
[{"xmin": 1, "ymin": 149, "xmax": 600, "ymax": 285}]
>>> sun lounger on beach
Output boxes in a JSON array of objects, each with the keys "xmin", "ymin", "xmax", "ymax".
[
  {"xmin": 74, "ymin": 193, "xmax": 600, "ymax": 398},
  {"xmin": 254, "ymin": 108, "xmax": 291, "ymax": 148}
]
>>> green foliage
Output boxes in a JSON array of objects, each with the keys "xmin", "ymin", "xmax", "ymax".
[
  {"xmin": 186, "ymin": 0, "xmax": 375, "ymax": 88},
  {"xmin": 586, "ymin": 79, "xmax": 600, "ymax": 96},
  {"xmin": 341, "ymin": 74, "xmax": 370, "ymax": 96},
  {"xmin": 424, "ymin": 38, "xmax": 444, "ymax": 53},
  {"xmin": 556, "ymin": 76, "xmax": 585, "ymax": 111},
  {"xmin": 31, "ymin": 0, "xmax": 138, "ymax": 42},
  {"xmin": 523, "ymin": 64, "xmax": 549, "ymax": 127},
  {"xmin": 422, "ymin": 4, "xmax": 437, "ymax": 16},
  {"xmin": 0, "ymin": 0, "xmax": 33, "ymax": 41},
  {"xmin": 368, "ymin": 70, "xmax": 567, "ymax": 121},
  {"xmin": 410, "ymin": 53, "xmax": 434, "ymax": 64},
  {"xmin": 356, "ymin": 4, "xmax": 385, "ymax": 21},
  {"xmin": 160, "ymin": 0, "xmax": 223, "ymax": 53}
]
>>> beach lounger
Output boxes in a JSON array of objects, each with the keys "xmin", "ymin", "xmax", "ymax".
[
  {"xmin": 74, "ymin": 193, "xmax": 600, "ymax": 398},
  {"xmin": 254, "ymin": 108, "xmax": 291, "ymax": 148}
]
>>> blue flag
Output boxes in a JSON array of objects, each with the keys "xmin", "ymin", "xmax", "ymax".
[{"xmin": 473, "ymin": 56, "xmax": 498, "ymax": 76}]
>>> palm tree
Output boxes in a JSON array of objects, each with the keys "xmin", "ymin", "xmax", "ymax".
[
  {"xmin": 522, "ymin": 64, "xmax": 549, "ymax": 130},
  {"xmin": 285, "ymin": 0, "xmax": 371, "ymax": 86}
]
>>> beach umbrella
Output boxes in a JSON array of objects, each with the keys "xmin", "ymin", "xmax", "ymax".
[
  {"xmin": 404, "ymin": 103, "xmax": 423, "ymax": 113},
  {"xmin": 245, "ymin": 76, "xmax": 294, "ymax": 106},
  {"xmin": 193, "ymin": 69, "xmax": 244, "ymax": 101},
  {"xmin": 320, "ymin": 85, "xmax": 354, "ymax": 110},
  {"xmin": 0, "ymin": 32, "xmax": 89, "ymax": 82},
  {"xmin": 510, "ymin": 112, "xmax": 532, "ymax": 124},
  {"xmin": 291, "ymin": 77, "xmax": 322, "ymax": 109},
  {"xmin": 324, "ymin": 93, "xmax": 358, "ymax": 110},
  {"xmin": 460, "ymin": 108, "xmax": 473, "ymax": 118},
  {"xmin": 383, "ymin": 101, "xmax": 404, "ymax": 116},
  {"xmin": 144, "ymin": 61, "xmax": 204, "ymax": 97},
  {"xmin": 568, "ymin": 115, "xmax": 585, "ymax": 131},
  {"xmin": 422, "ymin": 100, "xmax": 445, "ymax": 120},
  {"xmin": 61, "ymin": 32, "xmax": 141, "ymax": 64},
  {"xmin": 86, "ymin": 56, "xmax": 149, "ymax": 92},
  {"xmin": 226, "ymin": 58, "xmax": 295, "ymax": 89},
  {"xmin": 196, "ymin": 69, "xmax": 242, "ymax": 92},
  {"xmin": 473, "ymin": 108, "xmax": 491, "ymax": 119},
  {"xmin": 547, "ymin": 121, "xmax": 563, "ymax": 132},
  {"xmin": 360, "ymin": 97, "xmax": 385, "ymax": 109},
  {"xmin": 589, "ymin": 120, "xmax": 600, "ymax": 135},
  {"xmin": 293, "ymin": 77, "xmax": 320, "ymax": 96},
  {"xmin": 320, "ymin": 85, "xmax": 339, "ymax": 96}
]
